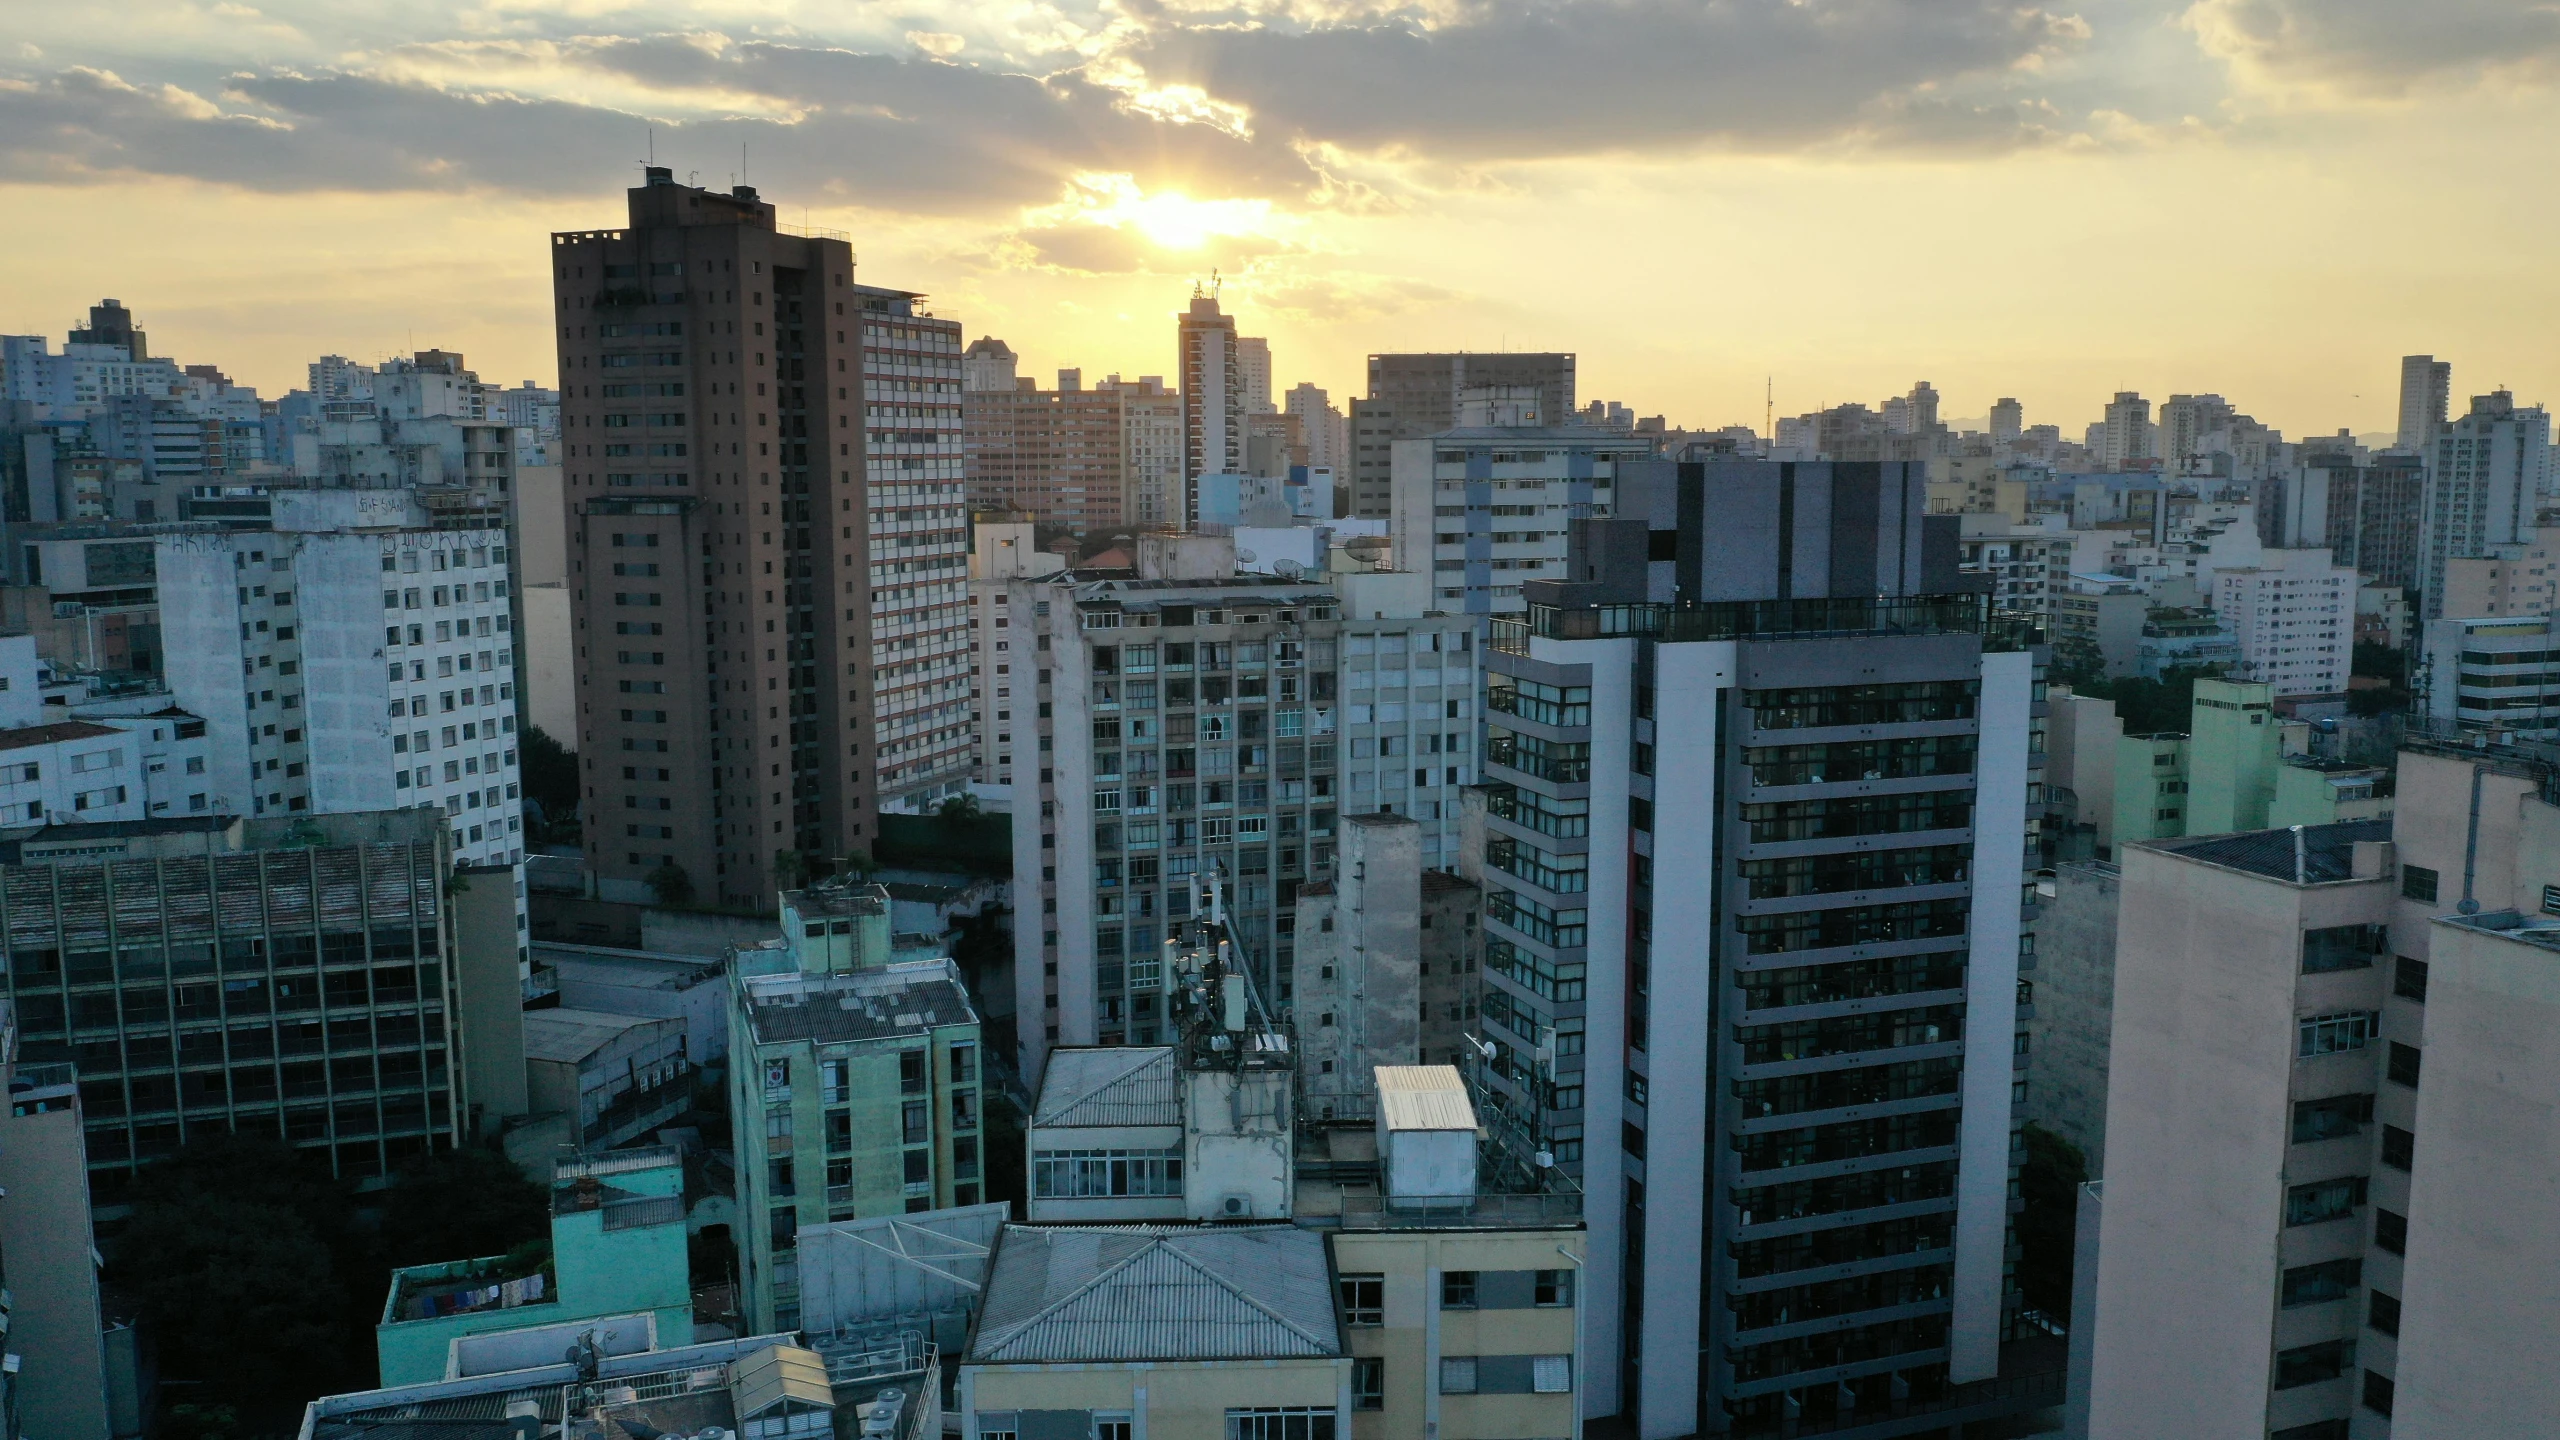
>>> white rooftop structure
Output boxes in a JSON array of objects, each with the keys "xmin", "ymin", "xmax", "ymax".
[{"xmin": 966, "ymin": 1225, "xmax": 1340, "ymax": 1363}]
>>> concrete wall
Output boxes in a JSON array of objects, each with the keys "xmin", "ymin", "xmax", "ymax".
[
  {"xmin": 1330, "ymin": 1227, "xmax": 1585, "ymax": 1440},
  {"xmin": 965, "ymin": 1357, "xmax": 1348, "ymax": 1440},
  {"xmin": 1299, "ymin": 815, "xmax": 1422, "ymax": 1107},
  {"xmin": 523, "ymin": 581, "xmax": 573, "ymax": 745},
  {"xmin": 453, "ymin": 863, "xmax": 530, "ymax": 1128},
  {"xmin": 0, "ymin": 1082, "xmax": 112, "ymax": 1440},
  {"xmin": 2026, "ymin": 862, "xmax": 2121, "ymax": 1170},
  {"xmin": 2391, "ymin": 916, "xmax": 2560, "ymax": 1432}
]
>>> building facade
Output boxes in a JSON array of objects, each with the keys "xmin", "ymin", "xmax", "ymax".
[
  {"xmin": 962, "ymin": 370, "xmax": 1128, "ymax": 533},
  {"xmin": 2417, "ymin": 390, "xmax": 2553, "ymax": 625},
  {"xmin": 1472, "ymin": 459, "xmax": 2044, "ymax": 1436},
  {"xmin": 1353, "ymin": 355, "xmax": 1576, "ymax": 521},
  {"xmin": 2213, "ymin": 548, "xmax": 2356, "ymax": 699},
  {"xmin": 1180, "ymin": 295, "xmax": 1245, "ymax": 517},
  {"xmin": 1389, "ymin": 423, "xmax": 1655, "ymax": 615},
  {"xmin": 1005, "ymin": 558, "xmax": 1477, "ymax": 1083}
]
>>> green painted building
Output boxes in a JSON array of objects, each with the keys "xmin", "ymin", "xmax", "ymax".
[
  {"xmin": 375, "ymin": 1146, "xmax": 692, "ymax": 1385},
  {"xmin": 2184, "ymin": 678, "xmax": 2280, "ymax": 835},
  {"xmin": 728, "ymin": 879, "xmax": 983, "ymax": 1334},
  {"xmin": 2112, "ymin": 732, "xmax": 2191, "ymax": 846}
]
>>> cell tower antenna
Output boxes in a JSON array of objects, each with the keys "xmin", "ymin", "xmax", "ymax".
[{"xmin": 1765, "ymin": 375, "xmax": 1773, "ymax": 442}]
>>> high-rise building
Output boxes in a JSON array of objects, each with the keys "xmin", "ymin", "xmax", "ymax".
[
  {"xmin": 727, "ymin": 879, "xmax": 984, "ymax": 1333},
  {"xmin": 1285, "ymin": 382, "xmax": 1347, "ymax": 476},
  {"xmin": 1471, "ymin": 460, "xmax": 2047, "ymax": 1434},
  {"xmin": 2396, "ymin": 354, "xmax": 2451, "ymax": 452},
  {"xmin": 1990, "ymin": 397, "xmax": 2024, "ymax": 444},
  {"xmin": 1353, "ymin": 353, "xmax": 1576, "ymax": 519},
  {"xmin": 0, "ymin": 809, "xmax": 523, "ymax": 1218},
  {"xmin": 1178, "ymin": 292, "xmax": 1245, "ymax": 517},
  {"xmin": 158, "ymin": 489, "xmax": 527, "ymax": 871},
  {"xmin": 2212, "ymin": 547, "xmax": 2358, "ymax": 699},
  {"xmin": 553, "ymin": 170, "xmax": 970, "ymax": 909},
  {"xmin": 965, "ymin": 513, "xmax": 1062, "ymax": 787},
  {"xmin": 68, "ymin": 299, "xmax": 146, "ymax": 362},
  {"xmin": 2098, "ymin": 391, "xmax": 2155, "ymax": 470},
  {"xmin": 1237, "ymin": 335, "xmax": 1275, "ymax": 415},
  {"xmin": 962, "ymin": 366, "xmax": 1128, "ymax": 533},
  {"xmin": 1100, "ymin": 374, "xmax": 1182, "ymax": 528},
  {"xmin": 2071, "ymin": 735, "xmax": 2560, "ymax": 1436},
  {"xmin": 1386, "ymin": 409, "xmax": 1654, "ymax": 614},
  {"xmin": 2416, "ymin": 389, "xmax": 2553, "ymax": 624},
  {"xmin": 2351, "ymin": 449, "xmax": 2427, "ymax": 593},
  {"xmin": 962, "ymin": 336, "xmax": 1018, "ymax": 393},
  {"xmin": 2159, "ymin": 393, "xmax": 2234, "ymax": 464},
  {"xmin": 1005, "ymin": 544, "xmax": 1478, "ymax": 1083}
]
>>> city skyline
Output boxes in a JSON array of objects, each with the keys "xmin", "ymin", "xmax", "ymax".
[{"xmin": 5, "ymin": 1, "xmax": 2560, "ymax": 434}]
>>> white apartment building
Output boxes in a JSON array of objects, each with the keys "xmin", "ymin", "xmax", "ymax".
[
  {"xmin": 966, "ymin": 516, "xmax": 1062, "ymax": 790},
  {"xmin": 2214, "ymin": 547, "xmax": 2356, "ymax": 698},
  {"xmin": 0, "ymin": 635, "xmax": 214, "ymax": 824},
  {"xmin": 1005, "ymin": 543, "xmax": 1475, "ymax": 1083},
  {"xmin": 157, "ymin": 488, "xmax": 526, "ymax": 869},
  {"xmin": 2420, "ymin": 613, "xmax": 2560, "ymax": 735},
  {"xmin": 1388, "ymin": 413, "xmax": 1655, "ymax": 614},
  {"xmin": 1958, "ymin": 513, "xmax": 2074, "ymax": 620},
  {"xmin": 2417, "ymin": 390, "xmax": 2552, "ymax": 624},
  {"xmin": 1098, "ymin": 374, "xmax": 1183, "ymax": 528},
  {"xmin": 858, "ymin": 288, "xmax": 977, "ymax": 814}
]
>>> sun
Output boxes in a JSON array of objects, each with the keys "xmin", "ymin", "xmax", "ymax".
[{"xmin": 1044, "ymin": 174, "xmax": 1280, "ymax": 252}]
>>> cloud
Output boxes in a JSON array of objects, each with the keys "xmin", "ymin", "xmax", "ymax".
[
  {"xmin": 0, "ymin": 42, "xmax": 1325, "ymax": 215},
  {"xmin": 1014, "ymin": 220, "xmax": 1290, "ymax": 273},
  {"xmin": 1121, "ymin": 0, "xmax": 2095, "ymax": 159},
  {"xmin": 2182, "ymin": 0, "xmax": 2560, "ymax": 93}
]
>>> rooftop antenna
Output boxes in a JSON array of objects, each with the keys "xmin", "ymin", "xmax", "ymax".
[
  {"xmin": 648, "ymin": 125, "xmax": 654, "ymax": 165},
  {"xmin": 1765, "ymin": 375, "xmax": 1773, "ymax": 443}
]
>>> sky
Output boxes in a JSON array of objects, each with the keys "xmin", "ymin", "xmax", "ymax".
[{"xmin": 4, "ymin": 0, "xmax": 2559, "ymax": 438}]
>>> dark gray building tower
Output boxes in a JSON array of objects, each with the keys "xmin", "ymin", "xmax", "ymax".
[{"xmin": 1352, "ymin": 352, "xmax": 1575, "ymax": 518}]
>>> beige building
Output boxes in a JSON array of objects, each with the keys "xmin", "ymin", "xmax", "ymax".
[
  {"xmin": 2073, "ymin": 736, "xmax": 2560, "ymax": 1436},
  {"xmin": 961, "ymin": 1225, "xmax": 1351, "ymax": 1440},
  {"xmin": 966, "ymin": 515, "xmax": 1063, "ymax": 789}
]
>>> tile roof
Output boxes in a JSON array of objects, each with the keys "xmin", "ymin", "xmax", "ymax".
[
  {"xmin": 1032, "ymin": 1047, "xmax": 1182, "ymax": 1128},
  {"xmin": 0, "ymin": 720, "xmax": 121, "ymax": 752},
  {"xmin": 969, "ymin": 1226, "xmax": 1341, "ymax": 1364}
]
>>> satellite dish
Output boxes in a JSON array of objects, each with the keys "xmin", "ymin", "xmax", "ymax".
[
  {"xmin": 1273, "ymin": 558, "xmax": 1305, "ymax": 579},
  {"xmin": 1235, "ymin": 548, "xmax": 1258, "ymax": 565}
]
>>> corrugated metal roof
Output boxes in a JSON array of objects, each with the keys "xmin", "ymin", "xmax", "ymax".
[
  {"xmin": 1376, "ymin": 1065, "xmax": 1475, "ymax": 1132},
  {"xmin": 1032, "ymin": 1047, "xmax": 1182, "ymax": 1127},
  {"xmin": 969, "ymin": 1226, "xmax": 1341, "ymax": 1364},
  {"xmin": 731, "ymin": 1345, "xmax": 833, "ymax": 1419},
  {"xmin": 521, "ymin": 1007, "xmax": 672, "ymax": 1063}
]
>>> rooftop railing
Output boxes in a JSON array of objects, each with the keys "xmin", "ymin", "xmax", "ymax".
[{"xmin": 1335, "ymin": 1190, "xmax": 1583, "ymax": 1229}]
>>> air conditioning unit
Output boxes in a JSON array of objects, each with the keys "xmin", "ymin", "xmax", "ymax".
[{"xmin": 1220, "ymin": 1194, "xmax": 1253, "ymax": 1219}]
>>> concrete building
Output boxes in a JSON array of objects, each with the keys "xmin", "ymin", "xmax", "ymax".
[
  {"xmin": 553, "ymin": 169, "xmax": 972, "ymax": 909},
  {"xmin": 2096, "ymin": 392, "xmax": 2154, "ymax": 471},
  {"xmin": 308, "ymin": 1335, "xmax": 854, "ymax": 1440},
  {"xmin": 2023, "ymin": 862, "xmax": 2117, "ymax": 1169},
  {"xmin": 2347, "ymin": 451, "xmax": 2426, "ymax": 595},
  {"xmin": 1294, "ymin": 815, "xmax": 1481, "ymax": 1116},
  {"xmin": 2435, "ymin": 522, "xmax": 2560, "ymax": 621},
  {"xmin": 157, "ymin": 488, "xmax": 527, "ymax": 870},
  {"xmin": 2214, "ymin": 548, "xmax": 2356, "ymax": 699},
  {"xmin": 1957, "ymin": 516, "xmax": 2073, "ymax": 622},
  {"xmin": 2134, "ymin": 606, "xmax": 2238, "ymax": 678},
  {"xmin": 1103, "ymin": 375, "xmax": 1184, "ymax": 530},
  {"xmin": 521, "ymin": 1007, "xmax": 690, "ymax": 1153},
  {"xmin": 962, "ymin": 367, "xmax": 1132, "ymax": 534},
  {"xmin": 1288, "ymin": 383, "xmax": 1349, "ymax": 479},
  {"xmin": 2395, "ymin": 356, "xmax": 2450, "ymax": 452},
  {"xmin": 1, "ymin": 1014, "xmax": 141, "ymax": 1440},
  {"xmin": 1475, "ymin": 458, "xmax": 2049, "ymax": 1435},
  {"xmin": 2051, "ymin": 583, "xmax": 2150, "ymax": 680},
  {"xmin": 1388, "ymin": 417, "xmax": 1656, "ymax": 615},
  {"xmin": 959, "ymin": 1224, "xmax": 1349, "ymax": 1440},
  {"xmin": 2422, "ymin": 612, "xmax": 2560, "ymax": 735},
  {"xmin": 0, "ymin": 809, "xmax": 522, "ymax": 1216},
  {"xmin": 1238, "ymin": 336, "xmax": 1275, "ymax": 416},
  {"xmin": 962, "ymin": 336, "xmax": 1018, "ymax": 394},
  {"xmin": 1352, "ymin": 354, "xmax": 1576, "ymax": 520},
  {"xmin": 1180, "ymin": 293, "xmax": 1247, "ymax": 517},
  {"xmin": 966, "ymin": 515, "xmax": 1064, "ymax": 789},
  {"xmin": 1004, "ymin": 546, "xmax": 1478, "ymax": 1082},
  {"xmin": 374, "ymin": 1146, "xmax": 693, "ymax": 1386},
  {"xmin": 2417, "ymin": 390, "xmax": 2552, "ymax": 625},
  {"xmin": 728, "ymin": 879, "xmax": 983, "ymax": 1333},
  {"xmin": 2076, "ymin": 819, "xmax": 2398, "ymax": 1439}
]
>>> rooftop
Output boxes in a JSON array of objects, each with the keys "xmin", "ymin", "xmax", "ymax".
[
  {"xmin": 1032, "ymin": 1047, "xmax": 1182, "ymax": 1128},
  {"xmin": 0, "ymin": 720, "xmax": 121, "ymax": 752},
  {"xmin": 521, "ymin": 1007, "xmax": 671, "ymax": 1064},
  {"xmin": 302, "ymin": 1335, "xmax": 800, "ymax": 1440},
  {"xmin": 784, "ymin": 879, "xmax": 889, "ymax": 919},
  {"xmin": 1377, "ymin": 1065, "xmax": 1476, "ymax": 1132},
  {"xmin": 2438, "ymin": 909, "xmax": 2560, "ymax": 953},
  {"xmin": 2147, "ymin": 818, "xmax": 2393, "ymax": 885},
  {"xmin": 967, "ymin": 1225, "xmax": 1340, "ymax": 1364},
  {"xmin": 741, "ymin": 959, "xmax": 977, "ymax": 1047}
]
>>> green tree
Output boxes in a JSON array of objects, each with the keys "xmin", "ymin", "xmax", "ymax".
[
  {"xmin": 378, "ymin": 1146, "xmax": 552, "ymax": 1272},
  {"xmin": 2017, "ymin": 1125, "xmax": 2091, "ymax": 1322},
  {"xmin": 108, "ymin": 1135, "xmax": 362, "ymax": 1412},
  {"xmin": 646, "ymin": 862, "xmax": 694, "ymax": 907},
  {"xmin": 772, "ymin": 849, "xmax": 808, "ymax": 891},
  {"xmin": 520, "ymin": 725, "xmax": 579, "ymax": 830}
]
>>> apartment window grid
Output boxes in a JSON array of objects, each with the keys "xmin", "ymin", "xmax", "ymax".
[
  {"xmin": 3, "ymin": 840, "xmax": 456, "ymax": 1208},
  {"xmin": 1714, "ymin": 666, "xmax": 1998, "ymax": 1425}
]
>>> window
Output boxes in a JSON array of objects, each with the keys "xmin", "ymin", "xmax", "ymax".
[
  {"xmin": 1535, "ymin": 1269, "xmax": 1574, "ymax": 1307},
  {"xmin": 2273, "ymin": 1339, "xmax": 2350, "ymax": 1389},
  {"xmin": 1339, "ymin": 1274, "xmax": 1384, "ymax": 1326},
  {"xmin": 2286, "ymin": 1175, "xmax": 2368, "ymax": 1227},
  {"xmin": 1094, "ymin": 1420, "xmax": 1130, "ymax": 1440},
  {"xmin": 1224, "ymin": 1410, "xmax": 1335, "ymax": 1440},
  {"xmin": 2281, "ymin": 1257, "xmax": 2362, "ymax": 1307},
  {"xmin": 2387, "ymin": 1042, "xmax": 2422, "ymax": 1088},
  {"xmin": 1532, "ymin": 1356, "xmax": 1573, "ymax": 1394},
  {"xmin": 2401, "ymin": 864, "xmax": 2438, "ymax": 902},
  {"xmin": 2394, "ymin": 955, "xmax": 2429, "ymax": 1002},
  {"xmin": 2374, "ymin": 1208, "xmax": 2408, "ymax": 1254},
  {"xmin": 2381, "ymin": 1124, "xmax": 2415, "ymax": 1171},
  {"xmin": 2298, "ymin": 1010, "xmax": 2379, "ymax": 1057},
  {"xmin": 1438, "ymin": 1358, "xmax": 1477, "ymax": 1395},
  {"xmin": 2292, "ymin": 1093, "xmax": 2374, "ymax": 1143},
  {"xmin": 1441, "ymin": 1271, "xmax": 1478, "ymax": 1308},
  {"xmin": 2368, "ymin": 1290, "xmax": 2401, "ymax": 1336},
  {"xmin": 2301, "ymin": 924, "xmax": 2383, "ymax": 973},
  {"xmin": 2361, "ymin": 1369, "xmax": 2395, "ymax": 1417},
  {"xmin": 1031, "ymin": 1147, "xmax": 1184, "ymax": 1198},
  {"xmin": 1352, "ymin": 1358, "xmax": 1384, "ymax": 1411}
]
